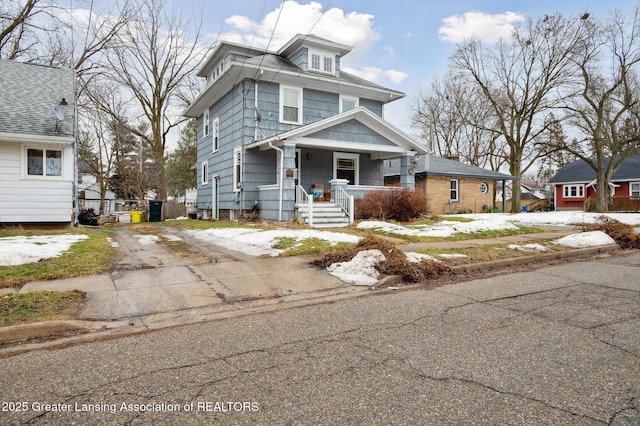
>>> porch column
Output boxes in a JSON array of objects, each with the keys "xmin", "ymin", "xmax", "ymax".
[
  {"xmin": 329, "ymin": 178, "xmax": 349, "ymax": 200},
  {"xmin": 400, "ymin": 153, "xmax": 416, "ymax": 191},
  {"xmin": 281, "ymin": 143, "xmax": 297, "ymax": 221}
]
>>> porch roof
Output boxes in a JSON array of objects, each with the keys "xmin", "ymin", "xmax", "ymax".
[
  {"xmin": 386, "ymin": 155, "xmax": 516, "ymax": 181},
  {"xmin": 246, "ymin": 107, "xmax": 427, "ymax": 159}
]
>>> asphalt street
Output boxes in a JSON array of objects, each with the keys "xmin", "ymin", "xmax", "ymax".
[{"xmin": 1, "ymin": 251, "xmax": 639, "ymax": 425}]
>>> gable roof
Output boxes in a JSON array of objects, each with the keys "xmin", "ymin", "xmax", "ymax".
[
  {"xmin": 386, "ymin": 155, "xmax": 515, "ymax": 181},
  {"xmin": 548, "ymin": 154, "xmax": 640, "ymax": 184},
  {"xmin": 246, "ymin": 106, "xmax": 426, "ymax": 158},
  {"xmin": 278, "ymin": 33, "xmax": 353, "ymax": 57},
  {"xmin": 0, "ymin": 59, "xmax": 76, "ymax": 142}
]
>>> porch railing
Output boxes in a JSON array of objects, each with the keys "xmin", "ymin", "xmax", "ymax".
[
  {"xmin": 334, "ymin": 185, "xmax": 355, "ymax": 224},
  {"xmin": 296, "ymin": 185, "xmax": 314, "ymax": 226}
]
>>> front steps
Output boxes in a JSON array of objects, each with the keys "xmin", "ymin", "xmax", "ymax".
[{"xmin": 296, "ymin": 202, "xmax": 351, "ymax": 228}]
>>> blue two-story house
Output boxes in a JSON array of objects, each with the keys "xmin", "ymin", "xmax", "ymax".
[{"xmin": 184, "ymin": 34, "xmax": 426, "ymax": 227}]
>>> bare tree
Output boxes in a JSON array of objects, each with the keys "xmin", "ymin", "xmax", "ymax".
[
  {"xmin": 450, "ymin": 13, "xmax": 582, "ymax": 212},
  {"xmin": 102, "ymin": 0, "xmax": 211, "ymax": 200},
  {"xmin": 556, "ymin": 10, "xmax": 640, "ymax": 212}
]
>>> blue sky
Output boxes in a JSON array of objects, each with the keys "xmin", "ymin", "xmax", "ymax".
[{"xmin": 172, "ymin": 0, "xmax": 638, "ymax": 134}]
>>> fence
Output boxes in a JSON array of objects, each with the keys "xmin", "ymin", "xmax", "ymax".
[{"xmin": 584, "ymin": 196, "xmax": 640, "ymax": 212}]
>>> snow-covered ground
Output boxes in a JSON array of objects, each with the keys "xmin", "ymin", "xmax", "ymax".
[
  {"xmin": 0, "ymin": 211, "xmax": 635, "ymax": 268},
  {"xmin": 0, "ymin": 234, "xmax": 88, "ymax": 266}
]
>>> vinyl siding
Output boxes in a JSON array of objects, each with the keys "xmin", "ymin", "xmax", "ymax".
[
  {"xmin": 0, "ymin": 142, "xmax": 74, "ymax": 223},
  {"xmin": 306, "ymin": 119, "xmax": 396, "ymax": 146}
]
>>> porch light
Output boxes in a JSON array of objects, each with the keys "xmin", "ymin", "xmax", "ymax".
[
  {"xmin": 59, "ymin": 98, "xmax": 68, "ymax": 106},
  {"xmin": 306, "ymin": 153, "xmax": 311, "ymax": 160}
]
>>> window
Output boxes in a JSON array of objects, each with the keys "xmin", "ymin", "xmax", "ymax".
[
  {"xmin": 333, "ymin": 152, "xmax": 359, "ymax": 185},
  {"xmin": 450, "ymin": 179, "xmax": 459, "ymax": 202},
  {"xmin": 233, "ymin": 147, "xmax": 242, "ymax": 192},
  {"xmin": 480, "ymin": 182, "xmax": 489, "ymax": 194},
  {"xmin": 201, "ymin": 162, "xmax": 208, "ymax": 185},
  {"xmin": 212, "ymin": 117, "xmax": 219, "ymax": 152},
  {"xmin": 340, "ymin": 95, "xmax": 358, "ymax": 113},
  {"xmin": 563, "ymin": 184, "xmax": 584, "ymax": 198},
  {"xmin": 311, "ymin": 53, "xmax": 320, "ymax": 71},
  {"xmin": 204, "ymin": 110, "xmax": 210, "ymax": 137},
  {"xmin": 631, "ymin": 182, "xmax": 640, "ymax": 196},
  {"xmin": 309, "ymin": 50, "xmax": 334, "ymax": 75},
  {"xmin": 280, "ymin": 85, "xmax": 302, "ymax": 124},
  {"xmin": 27, "ymin": 148, "xmax": 62, "ymax": 177}
]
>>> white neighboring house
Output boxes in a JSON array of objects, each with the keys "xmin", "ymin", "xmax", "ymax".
[
  {"xmin": 78, "ymin": 173, "xmax": 116, "ymax": 214},
  {"xmin": 0, "ymin": 60, "xmax": 77, "ymax": 226}
]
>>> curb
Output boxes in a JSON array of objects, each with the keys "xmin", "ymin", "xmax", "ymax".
[
  {"xmin": 0, "ymin": 245, "xmax": 624, "ymax": 346},
  {"xmin": 0, "ymin": 320, "xmax": 100, "ymax": 345}
]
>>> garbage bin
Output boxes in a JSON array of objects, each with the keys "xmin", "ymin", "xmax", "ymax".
[
  {"xmin": 521, "ymin": 205, "xmax": 528, "ymax": 213},
  {"xmin": 130, "ymin": 211, "xmax": 143, "ymax": 223},
  {"xmin": 149, "ymin": 200, "xmax": 163, "ymax": 222}
]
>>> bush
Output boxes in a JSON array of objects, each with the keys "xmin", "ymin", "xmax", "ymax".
[
  {"xmin": 586, "ymin": 216, "xmax": 639, "ymax": 249},
  {"xmin": 356, "ymin": 189, "xmax": 427, "ymax": 222}
]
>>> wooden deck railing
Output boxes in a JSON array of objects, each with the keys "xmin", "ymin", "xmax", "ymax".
[{"xmin": 584, "ymin": 196, "xmax": 640, "ymax": 212}]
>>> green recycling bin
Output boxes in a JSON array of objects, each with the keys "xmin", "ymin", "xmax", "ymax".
[{"xmin": 149, "ymin": 200, "xmax": 163, "ymax": 222}]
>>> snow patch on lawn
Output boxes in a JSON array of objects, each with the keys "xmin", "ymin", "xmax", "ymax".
[
  {"xmin": 0, "ymin": 234, "xmax": 88, "ymax": 266},
  {"xmin": 134, "ymin": 234, "xmax": 159, "ymax": 245},
  {"xmin": 553, "ymin": 231, "xmax": 616, "ymax": 248},
  {"xmin": 357, "ymin": 218, "xmax": 518, "ymax": 238},
  {"xmin": 507, "ymin": 243, "xmax": 547, "ymax": 252},
  {"xmin": 183, "ymin": 228, "xmax": 361, "ymax": 257},
  {"xmin": 405, "ymin": 252, "xmax": 440, "ymax": 263}
]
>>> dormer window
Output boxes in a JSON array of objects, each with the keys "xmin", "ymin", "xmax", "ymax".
[{"xmin": 309, "ymin": 50, "xmax": 334, "ymax": 75}]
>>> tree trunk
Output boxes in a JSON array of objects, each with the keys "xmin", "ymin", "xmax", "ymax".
[{"xmin": 595, "ymin": 167, "xmax": 609, "ymax": 212}]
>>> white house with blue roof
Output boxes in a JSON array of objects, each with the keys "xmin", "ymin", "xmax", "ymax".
[
  {"xmin": 0, "ymin": 60, "xmax": 77, "ymax": 226},
  {"xmin": 184, "ymin": 34, "xmax": 426, "ymax": 227}
]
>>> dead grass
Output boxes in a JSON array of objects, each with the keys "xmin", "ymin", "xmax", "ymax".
[
  {"xmin": 0, "ymin": 290, "xmax": 85, "ymax": 326},
  {"xmin": 583, "ymin": 216, "xmax": 640, "ymax": 249},
  {"xmin": 312, "ymin": 233, "xmax": 453, "ymax": 283}
]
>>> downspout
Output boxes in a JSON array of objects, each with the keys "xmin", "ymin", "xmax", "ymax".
[{"xmin": 269, "ymin": 141, "xmax": 284, "ymax": 221}]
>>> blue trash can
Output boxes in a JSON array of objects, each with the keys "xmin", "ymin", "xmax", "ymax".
[{"xmin": 521, "ymin": 205, "xmax": 528, "ymax": 213}]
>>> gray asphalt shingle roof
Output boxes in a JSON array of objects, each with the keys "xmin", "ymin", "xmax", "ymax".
[
  {"xmin": 548, "ymin": 154, "xmax": 640, "ymax": 183},
  {"xmin": 385, "ymin": 154, "xmax": 515, "ymax": 180},
  {"xmin": 0, "ymin": 59, "xmax": 76, "ymax": 138}
]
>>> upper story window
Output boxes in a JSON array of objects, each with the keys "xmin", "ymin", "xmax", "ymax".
[
  {"xmin": 212, "ymin": 117, "xmax": 219, "ymax": 152},
  {"xmin": 203, "ymin": 109, "xmax": 210, "ymax": 137},
  {"xmin": 208, "ymin": 60, "xmax": 225, "ymax": 83},
  {"xmin": 280, "ymin": 85, "xmax": 302, "ymax": 125},
  {"xmin": 27, "ymin": 148, "xmax": 62, "ymax": 177},
  {"xmin": 340, "ymin": 95, "xmax": 358, "ymax": 113},
  {"xmin": 309, "ymin": 50, "xmax": 334, "ymax": 75}
]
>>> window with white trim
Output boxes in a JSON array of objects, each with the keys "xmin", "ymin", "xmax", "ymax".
[
  {"xmin": 233, "ymin": 147, "xmax": 242, "ymax": 192},
  {"xmin": 203, "ymin": 109, "xmax": 210, "ymax": 137},
  {"xmin": 309, "ymin": 50, "xmax": 334, "ymax": 75},
  {"xmin": 280, "ymin": 85, "xmax": 302, "ymax": 124},
  {"xmin": 212, "ymin": 117, "xmax": 219, "ymax": 152},
  {"xmin": 201, "ymin": 162, "xmax": 208, "ymax": 185},
  {"xmin": 333, "ymin": 152, "xmax": 359, "ymax": 185},
  {"xmin": 631, "ymin": 182, "xmax": 640, "ymax": 196},
  {"xmin": 450, "ymin": 179, "xmax": 459, "ymax": 202},
  {"xmin": 480, "ymin": 182, "xmax": 489, "ymax": 194},
  {"xmin": 340, "ymin": 95, "xmax": 358, "ymax": 113},
  {"xmin": 563, "ymin": 184, "xmax": 584, "ymax": 198},
  {"xmin": 27, "ymin": 148, "xmax": 62, "ymax": 177}
]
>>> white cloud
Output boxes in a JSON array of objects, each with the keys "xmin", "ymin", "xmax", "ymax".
[
  {"xmin": 343, "ymin": 66, "xmax": 408, "ymax": 85},
  {"xmin": 438, "ymin": 11, "xmax": 525, "ymax": 43}
]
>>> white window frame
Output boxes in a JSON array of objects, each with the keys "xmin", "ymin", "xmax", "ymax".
[
  {"xmin": 203, "ymin": 109, "xmax": 210, "ymax": 137},
  {"xmin": 563, "ymin": 184, "xmax": 584, "ymax": 198},
  {"xmin": 212, "ymin": 117, "xmax": 219, "ymax": 153},
  {"xmin": 450, "ymin": 179, "xmax": 459, "ymax": 202},
  {"xmin": 339, "ymin": 95, "xmax": 358, "ymax": 113},
  {"xmin": 308, "ymin": 49, "xmax": 334, "ymax": 75},
  {"xmin": 233, "ymin": 146, "xmax": 242, "ymax": 192},
  {"xmin": 333, "ymin": 152, "xmax": 359, "ymax": 185},
  {"xmin": 25, "ymin": 147, "xmax": 63, "ymax": 178},
  {"xmin": 201, "ymin": 162, "xmax": 208, "ymax": 185},
  {"xmin": 280, "ymin": 85, "xmax": 302, "ymax": 125},
  {"xmin": 630, "ymin": 182, "xmax": 640, "ymax": 196},
  {"xmin": 480, "ymin": 182, "xmax": 489, "ymax": 194}
]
